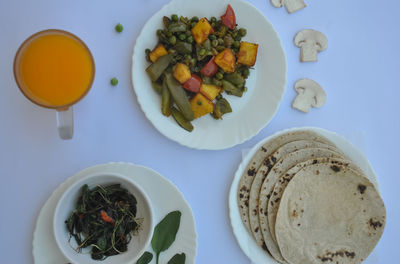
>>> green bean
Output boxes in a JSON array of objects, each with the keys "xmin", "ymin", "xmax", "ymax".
[
  {"xmin": 225, "ymin": 72, "xmax": 244, "ymax": 87},
  {"xmin": 175, "ymin": 41, "xmax": 193, "ymax": 54},
  {"xmin": 222, "ymin": 80, "xmax": 243, "ymax": 97},
  {"xmin": 212, "ymin": 97, "xmax": 232, "ymax": 119},
  {"xmin": 152, "ymin": 81, "xmax": 163, "ymax": 94},
  {"xmin": 146, "ymin": 54, "xmax": 173, "ymax": 81},
  {"xmin": 168, "ymin": 22, "xmax": 186, "ymax": 33},
  {"xmin": 171, "ymin": 107, "xmax": 193, "ymax": 132},
  {"xmin": 164, "ymin": 73, "xmax": 194, "ymax": 121},
  {"xmin": 161, "ymin": 78, "xmax": 172, "ymax": 116}
]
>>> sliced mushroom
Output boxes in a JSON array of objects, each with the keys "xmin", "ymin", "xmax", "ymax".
[
  {"xmin": 292, "ymin": 79, "xmax": 326, "ymax": 113},
  {"xmin": 294, "ymin": 29, "xmax": 328, "ymax": 62},
  {"xmin": 270, "ymin": 0, "xmax": 306, "ymax": 13}
]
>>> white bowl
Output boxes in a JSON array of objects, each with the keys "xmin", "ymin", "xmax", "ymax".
[{"xmin": 53, "ymin": 172, "xmax": 153, "ymax": 264}]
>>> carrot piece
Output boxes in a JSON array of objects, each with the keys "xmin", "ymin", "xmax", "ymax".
[{"xmin": 100, "ymin": 210, "xmax": 114, "ymax": 223}]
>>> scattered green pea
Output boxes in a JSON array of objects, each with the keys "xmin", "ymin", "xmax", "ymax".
[
  {"xmin": 211, "ymin": 17, "xmax": 217, "ymax": 23},
  {"xmin": 166, "ymin": 31, "xmax": 172, "ymax": 37},
  {"xmin": 233, "ymin": 41, "xmax": 240, "ymax": 48},
  {"xmin": 191, "ymin": 16, "xmax": 199, "ymax": 22},
  {"xmin": 156, "ymin": 29, "xmax": 163, "ymax": 36},
  {"xmin": 171, "ymin": 14, "xmax": 179, "ymax": 22},
  {"xmin": 243, "ymin": 68, "xmax": 250, "ymax": 77},
  {"xmin": 115, "ymin": 23, "xmax": 123, "ymax": 33},
  {"xmin": 110, "ymin": 77, "xmax": 118, "ymax": 86},
  {"xmin": 209, "ymin": 34, "xmax": 217, "ymax": 41},
  {"xmin": 216, "ymin": 72, "xmax": 224, "ymax": 80},
  {"xmin": 199, "ymin": 48, "xmax": 206, "ymax": 56},
  {"xmin": 212, "ymin": 39, "xmax": 219, "ymax": 47},
  {"xmin": 169, "ymin": 36, "xmax": 177, "ymax": 45},
  {"xmin": 145, "ymin": 48, "xmax": 151, "ymax": 55},
  {"xmin": 187, "ymin": 36, "xmax": 194, "ymax": 43}
]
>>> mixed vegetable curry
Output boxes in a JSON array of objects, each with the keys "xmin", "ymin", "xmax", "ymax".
[{"xmin": 146, "ymin": 5, "xmax": 258, "ymax": 132}]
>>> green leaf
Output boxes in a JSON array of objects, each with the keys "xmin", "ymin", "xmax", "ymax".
[
  {"xmin": 136, "ymin": 251, "xmax": 153, "ymax": 264},
  {"xmin": 168, "ymin": 253, "xmax": 186, "ymax": 264},
  {"xmin": 151, "ymin": 211, "xmax": 182, "ymax": 260}
]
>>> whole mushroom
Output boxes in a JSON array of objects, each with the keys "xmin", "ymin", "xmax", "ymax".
[
  {"xmin": 270, "ymin": 0, "xmax": 306, "ymax": 13},
  {"xmin": 294, "ymin": 29, "xmax": 328, "ymax": 62},
  {"xmin": 292, "ymin": 79, "xmax": 326, "ymax": 113}
]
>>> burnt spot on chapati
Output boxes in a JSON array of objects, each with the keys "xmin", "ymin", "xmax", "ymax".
[
  {"xmin": 369, "ymin": 218, "xmax": 383, "ymax": 230},
  {"xmin": 247, "ymin": 168, "xmax": 256, "ymax": 176},
  {"xmin": 261, "ymin": 147, "xmax": 267, "ymax": 152},
  {"xmin": 313, "ymin": 159, "xmax": 318, "ymax": 164},
  {"xmin": 358, "ymin": 184, "xmax": 367, "ymax": 194},
  {"xmin": 252, "ymin": 209, "xmax": 258, "ymax": 216},
  {"xmin": 255, "ymin": 227, "xmax": 259, "ymax": 233},
  {"xmin": 262, "ymin": 242, "xmax": 268, "ymax": 252},
  {"xmin": 271, "ymin": 156, "xmax": 277, "ymax": 163},
  {"xmin": 317, "ymin": 250, "xmax": 356, "ymax": 262},
  {"xmin": 239, "ymin": 193, "xmax": 244, "ymax": 198},
  {"xmin": 330, "ymin": 165, "xmax": 341, "ymax": 172},
  {"xmin": 316, "ymin": 170, "xmax": 320, "ymax": 175}
]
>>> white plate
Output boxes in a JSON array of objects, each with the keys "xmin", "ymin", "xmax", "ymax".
[
  {"xmin": 228, "ymin": 127, "xmax": 380, "ymax": 264},
  {"xmin": 132, "ymin": 0, "xmax": 286, "ymax": 150},
  {"xmin": 33, "ymin": 162, "xmax": 197, "ymax": 264}
]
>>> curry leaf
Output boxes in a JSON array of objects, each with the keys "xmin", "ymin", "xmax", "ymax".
[
  {"xmin": 167, "ymin": 253, "xmax": 186, "ymax": 264},
  {"xmin": 136, "ymin": 251, "xmax": 153, "ymax": 264},
  {"xmin": 151, "ymin": 211, "xmax": 182, "ymax": 264}
]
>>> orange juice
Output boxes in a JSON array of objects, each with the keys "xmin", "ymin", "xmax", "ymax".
[{"xmin": 14, "ymin": 30, "xmax": 94, "ymax": 108}]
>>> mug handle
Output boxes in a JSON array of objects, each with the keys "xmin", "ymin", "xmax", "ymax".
[{"xmin": 56, "ymin": 107, "xmax": 73, "ymax": 140}]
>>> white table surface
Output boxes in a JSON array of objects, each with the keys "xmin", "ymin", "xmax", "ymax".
[{"xmin": 1, "ymin": 0, "xmax": 399, "ymax": 263}]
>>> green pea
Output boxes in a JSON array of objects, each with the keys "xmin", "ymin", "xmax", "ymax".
[
  {"xmin": 115, "ymin": 23, "xmax": 123, "ymax": 33},
  {"xmin": 169, "ymin": 35, "xmax": 177, "ymax": 45},
  {"xmin": 187, "ymin": 36, "xmax": 194, "ymax": 43},
  {"xmin": 212, "ymin": 78, "xmax": 222, "ymax": 86},
  {"xmin": 199, "ymin": 48, "xmax": 206, "ymax": 56},
  {"xmin": 211, "ymin": 17, "xmax": 217, "ymax": 23},
  {"xmin": 233, "ymin": 41, "xmax": 240, "ymax": 48},
  {"xmin": 178, "ymin": 34, "xmax": 186, "ymax": 41},
  {"xmin": 218, "ymin": 38, "xmax": 224, "ymax": 45},
  {"xmin": 110, "ymin": 77, "xmax": 118, "ymax": 86},
  {"xmin": 145, "ymin": 48, "xmax": 151, "ymax": 55},
  {"xmin": 157, "ymin": 29, "xmax": 163, "ymax": 36},
  {"xmin": 243, "ymin": 68, "xmax": 250, "ymax": 77},
  {"xmin": 171, "ymin": 14, "xmax": 179, "ymax": 22},
  {"xmin": 191, "ymin": 16, "xmax": 199, "ymax": 22},
  {"xmin": 239, "ymin": 28, "xmax": 247, "ymax": 37},
  {"xmin": 216, "ymin": 72, "xmax": 223, "ymax": 80},
  {"xmin": 166, "ymin": 31, "xmax": 172, "ymax": 37},
  {"xmin": 232, "ymin": 31, "xmax": 238, "ymax": 38},
  {"xmin": 209, "ymin": 34, "xmax": 217, "ymax": 40}
]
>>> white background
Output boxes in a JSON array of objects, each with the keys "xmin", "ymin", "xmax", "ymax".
[{"xmin": 0, "ymin": 0, "xmax": 399, "ymax": 263}]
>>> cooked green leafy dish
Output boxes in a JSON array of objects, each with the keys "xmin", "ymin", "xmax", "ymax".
[
  {"xmin": 65, "ymin": 184, "xmax": 142, "ymax": 260},
  {"xmin": 145, "ymin": 5, "xmax": 259, "ymax": 132}
]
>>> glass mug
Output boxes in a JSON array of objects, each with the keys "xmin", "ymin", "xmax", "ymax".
[{"xmin": 14, "ymin": 29, "xmax": 95, "ymax": 139}]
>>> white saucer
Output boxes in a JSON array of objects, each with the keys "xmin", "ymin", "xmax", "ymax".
[{"xmin": 33, "ymin": 162, "xmax": 197, "ymax": 264}]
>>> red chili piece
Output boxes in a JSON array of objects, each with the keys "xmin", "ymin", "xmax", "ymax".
[
  {"xmin": 183, "ymin": 74, "xmax": 201, "ymax": 93},
  {"xmin": 200, "ymin": 56, "xmax": 219, "ymax": 77},
  {"xmin": 221, "ymin": 4, "xmax": 236, "ymax": 30}
]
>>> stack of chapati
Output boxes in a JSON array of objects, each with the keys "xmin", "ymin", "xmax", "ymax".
[{"xmin": 237, "ymin": 130, "xmax": 386, "ymax": 264}]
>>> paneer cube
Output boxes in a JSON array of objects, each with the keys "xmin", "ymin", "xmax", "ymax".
[
  {"xmin": 173, "ymin": 63, "xmax": 191, "ymax": 84},
  {"xmin": 215, "ymin": 48, "xmax": 236, "ymax": 73},
  {"xmin": 191, "ymin": 18, "xmax": 214, "ymax": 44},
  {"xmin": 237, "ymin": 41, "xmax": 258, "ymax": 66},
  {"xmin": 149, "ymin": 44, "xmax": 168, "ymax": 63},
  {"xmin": 200, "ymin": 84, "xmax": 222, "ymax": 101},
  {"xmin": 190, "ymin": 93, "xmax": 214, "ymax": 119}
]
